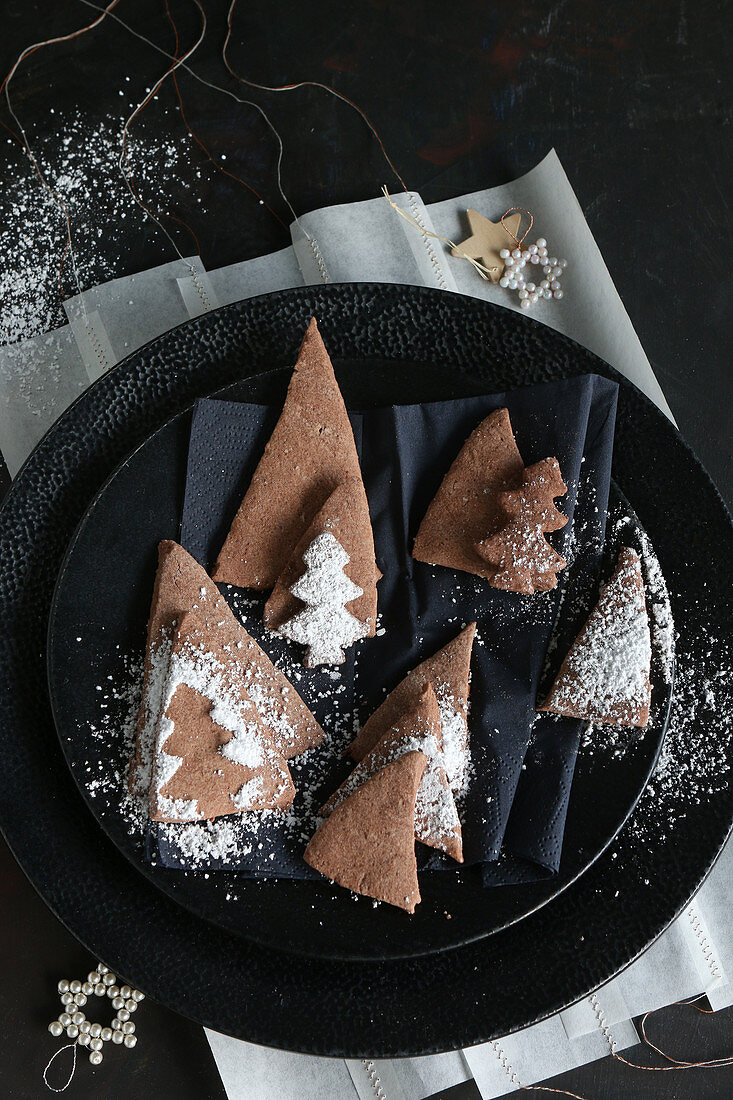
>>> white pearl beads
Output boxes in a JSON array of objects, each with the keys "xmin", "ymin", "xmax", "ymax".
[
  {"xmin": 498, "ymin": 241, "xmax": 567, "ymax": 308},
  {"xmin": 48, "ymin": 961, "xmax": 145, "ymax": 1071}
]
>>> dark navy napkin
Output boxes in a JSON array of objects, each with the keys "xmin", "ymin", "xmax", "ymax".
[{"xmin": 150, "ymin": 374, "xmax": 617, "ymax": 885}]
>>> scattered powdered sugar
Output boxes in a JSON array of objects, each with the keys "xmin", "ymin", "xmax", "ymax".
[
  {"xmin": 414, "ymin": 758, "xmax": 462, "ymax": 847},
  {"xmin": 643, "ymin": 631, "xmax": 731, "ymax": 818},
  {"xmin": 0, "ymin": 111, "xmax": 191, "ymax": 345},
  {"xmin": 157, "ymin": 817, "xmax": 255, "ymax": 864}
]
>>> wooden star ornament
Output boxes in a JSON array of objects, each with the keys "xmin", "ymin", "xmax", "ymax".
[{"xmin": 451, "ymin": 210, "xmax": 522, "ymax": 283}]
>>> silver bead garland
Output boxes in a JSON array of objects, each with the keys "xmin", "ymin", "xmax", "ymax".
[{"xmin": 47, "ymin": 962, "xmax": 144, "ymax": 1069}]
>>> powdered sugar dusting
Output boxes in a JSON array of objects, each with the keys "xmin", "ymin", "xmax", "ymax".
[
  {"xmin": 547, "ymin": 549, "xmax": 651, "ymax": 721},
  {"xmin": 151, "ymin": 639, "xmax": 289, "ymax": 821},
  {"xmin": 0, "ymin": 111, "xmax": 190, "ymax": 345},
  {"xmin": 277, "ymin": 533, "xmax": 369, "ymax": 665}
]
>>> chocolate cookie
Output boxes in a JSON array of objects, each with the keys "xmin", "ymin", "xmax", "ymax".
[
  {"xmin": 304, "ymin": 751, "xmax": 426, "ymax": 913},
  {"xmin": 322, "ymin": 683, "xmax": 462, "ymax": 863},
  {"xmin": 412, "ymin": 408, "xmax": 523, "ymax": 578},
  {"xmin": 212, "ymin": 318, "xmax": 371, "ymax": 590},
  {"xmin": 348, "ymin": 623, "xmax": 476, "ymax": 807},
  {"xmin": 130, "ymin": 540, "xmax": 324, "ymax": 797},
  {"xmin": 539, "ymin": 547, "xmax": 652, "ymax": 726}
]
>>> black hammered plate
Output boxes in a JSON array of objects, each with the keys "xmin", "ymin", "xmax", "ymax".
[
  {"xmin": 47, "ymin": 365, "xmax": 672, "ymax": 961},
  {"xmin": 0, "ymin": 286, "xmax": 731, "ymax": 1056}
]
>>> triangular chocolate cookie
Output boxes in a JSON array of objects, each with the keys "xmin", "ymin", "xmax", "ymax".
[
  {"xmin": 539, "ymin": 547, "xmax": 652, "ymax": 727},
  {"xmin": 130, "ymin": 541, "xmax": 324, "ymax": 796},
  {"xmin": 413, "ymin": 408, "xmax": 524, "ymax": 579},
  {"xmin": 212, "ymin": 318, "xmax": 370, "ymax": 591},
  {"xmin": 348, "ymin": 623, "xmax": 476, "ymax": 800},
  {"xmin": 304, "ymin": 751, "xmax": 426, "ymax": 913},
  {"xmin": 265, "ymin": 478, "xmax": 381, "ymax": 637},
  {"xmin": 150, "ymin": 683, "xmax": 295, "ymax": 823},
  {"xmin": 322, "ymin": 683, "xmax": 462, "ymax": 863}
]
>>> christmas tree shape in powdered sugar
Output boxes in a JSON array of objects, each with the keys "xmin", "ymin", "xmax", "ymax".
[
  {"xmin": 277, "ymin": 532, "xmax": 369, "ymax": 666},
  {"xmin": 539, "ymin": 546, "xmax": 652, "ymax": 727},
  {"xmin": 477, "ymin": 456, "xmax": 568, "ymax": 594}
]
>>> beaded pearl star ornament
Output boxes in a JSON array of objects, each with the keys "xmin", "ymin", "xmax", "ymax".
[
  {"xmin": 45, "ymin": 963, "xmax": 144, "ymax": 1090},
  {"xmin": 496, "ymin": 209, "xmax": 567, "ymax": 308},
  {"xmin": 498, "ymin": 239, "xmax": 567, "ymax": 308}
]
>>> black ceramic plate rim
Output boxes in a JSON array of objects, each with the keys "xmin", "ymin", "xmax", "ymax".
[
  {"xmin": 45, "ymin": 369, "xmax": 673, "ymax": 960},
  {"xmin": 0, "ymin": 283, "xmax": 730, "ymax": 1056}
]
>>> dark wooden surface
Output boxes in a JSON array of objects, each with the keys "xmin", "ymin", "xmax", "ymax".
[{"xmin": 1, "ymin": 1, "xmax": 731, "ymax": 1096}]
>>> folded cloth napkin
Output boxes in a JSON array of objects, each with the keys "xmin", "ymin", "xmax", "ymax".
[{"xmin": 150, "ymin": 372, "xmax": 618, "ymax": 885}]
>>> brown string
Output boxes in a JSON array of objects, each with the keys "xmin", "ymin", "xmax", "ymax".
[
  {"xmin": 117, "ymin": 0, "xmax": 208, "ymax": 261},
  {"xmin": 164, "ymin": 0, "xmax": 288, "ymax": 231},
  {"xmin": 605, "ymin": 995, "xmax": 733, "ymax": 1073},
  {"xmin": 501, "ymin": 206, "xmax": 534, "ymax": 249},
  {"xmin": 222, "ymin": 0, "xmax": 409, "ymax": 193}
]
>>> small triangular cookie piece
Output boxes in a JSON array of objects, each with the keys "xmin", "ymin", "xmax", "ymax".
[
  {"xmin": 130, "ymin": 541, "xmax": 324, "ymax": 796},
  {"xmin": 477, "ymin": 457, "xmax": 568, "ymax": 594},
  {"xmin": 150, "ymin": 682, "xmax": 295, "ymax": 823},
  {"xmin": 212, "ymin": 318, "xmax": 369, "ymax": 590},
  {"xmin": 348, "ymin": 623, "xmax": 476, "ymax": 799},
  {"xmin": 322, "ymin": 684, "xmax": 463, "ymax": 863},
  {"xmin": 265, "ymin": 479, "xmax": 381, "ymax": 638},
  {"xmin": 413, "ymin": 408, "xmax": 524, "ymax": 578},
  {"xmin": 539, "ymin": 548, "xmax": 652, "ymax": 727},
  {"xmin": 304, "ymin": 751, "xmax": 426, "ymax": 913}
]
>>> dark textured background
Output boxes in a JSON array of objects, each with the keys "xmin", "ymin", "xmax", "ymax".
[{"xmin": 1, "ymin": 1, "xmax": 731, "ymax": 1096}]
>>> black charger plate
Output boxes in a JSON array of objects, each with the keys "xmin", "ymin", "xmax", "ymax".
[
  {"xmin": 0, "ymin": 285, "xmax": 731, "ymax": 1054},
  {"xmin": 47, "ymin": 365, "xmax": 672, "ymax": 961}
]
